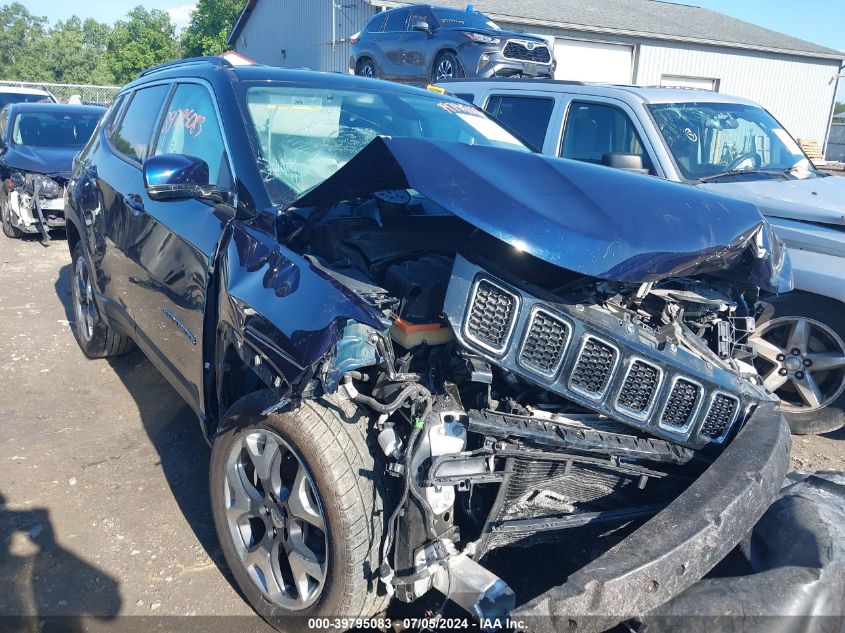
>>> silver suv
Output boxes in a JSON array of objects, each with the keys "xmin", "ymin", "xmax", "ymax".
[{"xmin": 441, "ymin": 78, "xmax": 845, "ymax": 435}]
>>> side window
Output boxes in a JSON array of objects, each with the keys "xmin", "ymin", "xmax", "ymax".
[
  {"xmin": 104, "ymin": 94, "xmax": 127, "ymax": 137},
  {"xmin": 384, "ymin": 8, "xmax": 410, "ymax": 32},
  {"xmin": 0, "ymin": 107, "xmax": 9, "ymax": 139},
  {"xmin": 109, "ymin": 85, "xmax": 170, "ymax": 163},
  {"xmin": 366, "ymin": 14, "xmax": 386, "ymax": 33},
  {"xmin": 561, "ymin": 101, "xmax": 652, "ymax": 171},
  {"xmin": 485, "ymin": 95, "xmax": 554, "ymax": 151},
  {"xmin": 408, "ymin": 7, "xmax": 435, "ymax": 28},
  {"xmin": 154, "ymin": 83, "xmax": 229, "ymax": 187}
]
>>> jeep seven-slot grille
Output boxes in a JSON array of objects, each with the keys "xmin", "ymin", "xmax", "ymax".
[
  {"xmin": 661, "ymin": 379, "xmax": 701, "ymax": 429},
  {"xmin": 519, "ymin": 311, "xmax": 569, "ymax": 376},
  {"xmin": 700, "ymin": 394, "xmax": 739, "ymax": 439},
  {"xmin": 503, "ymin": 41, "xmax": 552, "ymax": 63},
  {"xmin": 570, "ymin": 337, "xmax": 618, "ymax": 396},
  {"xmin": 466, "ymin": 280, "xmax": 516, "ymax": 352},
  {"xmin": 617, "ymin": 361, "xmax": 660, "ymax": 414}
]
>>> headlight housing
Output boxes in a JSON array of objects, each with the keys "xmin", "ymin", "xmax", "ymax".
[
  {"xmin": 33, "ymin": 174, "xmax": 61, "ymax": 199},
  {"xmin": 463, "ymin": 32, "xmax": 501, "ymax": 45}
]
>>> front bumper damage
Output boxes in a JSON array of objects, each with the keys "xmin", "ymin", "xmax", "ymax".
[{"xmin": 514, "ymin": 401, "xmax": 791, "ymax": 632}]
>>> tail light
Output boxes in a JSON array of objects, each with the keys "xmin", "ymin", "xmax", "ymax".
[{"xmin": 350, "ymin": 31, "xmax": 360, "ymax": 45}]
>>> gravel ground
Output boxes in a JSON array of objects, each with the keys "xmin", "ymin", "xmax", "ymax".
[
  {"xmin": 1, "ymin": 232, "xmax": 844, "ymax": 629},
  {"xmin": 0, "ymin": 234, "xmax": 273, "ymax": 631}
]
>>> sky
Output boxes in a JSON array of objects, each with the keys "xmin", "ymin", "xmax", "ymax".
[{"xmin": 20, "ymin": 0, "xmax": 845, "ymax": 97}]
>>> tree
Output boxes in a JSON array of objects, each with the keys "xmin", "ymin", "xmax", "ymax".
[
  {"xmin": 0, "ymin": 3, "xmax": 47, "ymax": 79},
  {"xmin": 181, "ymin": 0, "xmax": 244, "ymax": 57},
  {"xmin": 835, "ymin": 102, "xmax": 845, "ymax": 116},
  {"xmin": 37, "ymin": 17, "xmax": 114, "ymax": 84},
  {"xmin": 106, "ymin": 6, "xmax": 179, "ymax": 84}
]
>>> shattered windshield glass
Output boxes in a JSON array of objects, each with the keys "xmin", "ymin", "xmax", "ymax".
[
  {"xmin": 648, "ymin": 102, "xmax": 812, "ymax": 182},
  {"xmin": 241, "ymin": 85, "xmax": 526, "ymax": 204}
]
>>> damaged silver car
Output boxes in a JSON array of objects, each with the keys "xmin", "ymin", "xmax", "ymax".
[{"xmin": 0, "ymin": 102, "xmax": 104, "ymax": 241}]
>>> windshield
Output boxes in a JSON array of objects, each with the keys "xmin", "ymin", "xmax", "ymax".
[
  {"xmin": 0, "ymin": 93, "xmax": 53, "ymax": 109},
  {"xmin": 648, "ymin": 102, "xmax": 812, "ymax": 181},
  {"xmin": 12, "ymin": 110, "xmax": 101, "ymax": 149},
  {"xmin": 432, "ymin": 8, "xmax": 499, "ymax": 30},
  {"xmin": 241, "ymin": 85, "xmax": 526, "ymax": 203}
]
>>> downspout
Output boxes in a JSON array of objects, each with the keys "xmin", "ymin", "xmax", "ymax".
[{"xmin": 823, "ymin": 60, "xmax": 845, "ymax": 159}]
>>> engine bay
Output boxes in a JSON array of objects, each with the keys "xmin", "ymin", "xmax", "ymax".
[{"xmin": 285, "ymin": 188, "xmax": 777, "ymax": 617}]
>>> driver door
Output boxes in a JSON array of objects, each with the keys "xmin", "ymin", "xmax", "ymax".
[{"xmin": 122, "ymin": 81, "xmax": 235, "ymax": 412}]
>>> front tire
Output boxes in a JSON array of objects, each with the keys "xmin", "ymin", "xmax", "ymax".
[
  {"xmin": 1, "ymin": 194, "xmax": 23, "ymax": 239},
  {"xmin": 210, "ymin": 393, "xmax": 388, "ymax": 629},
  {"xmin": 432, "ymin": 51, "xmax": 463, "ymax": 82},
  {"xmin": 70, "ymin": 243, "xmax": 134, "ymax": 358},
  {"xmin": 751, "ymin": 292, "xmax": 845, "ymax": 434}
]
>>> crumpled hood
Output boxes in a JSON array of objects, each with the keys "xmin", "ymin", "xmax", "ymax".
[
  {"xmin": 291, "ymin": 137, "xmax": 792, "ymax": 293},
  {"xmin": 1, "ymin": 145, "xmax": 77, "ymax": 178},
  {"xmin": 698, "ymin": 175, "xmax": 845, "ymax": 226}
]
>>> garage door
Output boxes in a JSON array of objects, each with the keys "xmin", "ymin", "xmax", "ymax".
[
  {"xmin": 554, "ymin": 39, "xmax": 633, "ymax": 84},
  {"xmin": 660, "ymin": 75, "xmax": 718, "ymax": 91}
]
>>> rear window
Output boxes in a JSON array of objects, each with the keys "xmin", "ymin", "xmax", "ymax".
[
  {"xmin": 366, "ymin": 14, "xmax": 386, "ymax": 33},
  {"xmin": 384, "ymin": 8, "xmax": 409, "ymax": 32},
  {"xmin": 485, "ymin": 95, "xmax": 554, "ymax": 151},
  {"xmin": 0, "ymin": 92, "xmax": 54, "ymax": 109},
  {"xmin": 109, "ymin": 85, "xmax": 170, "ymax": 163},
  {"xmin": 11, "ymin": 110, "xmax": 103, "ymax": 149}
]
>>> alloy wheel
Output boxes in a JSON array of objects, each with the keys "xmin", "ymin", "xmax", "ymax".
[
  {"xmin": 436, "ymin": 59, "xmax": 454, "ymax": 80},
  {"xmin": 224, "ymin": 429, "xmax": 328, "ymax": 610},
  {"xmin": 360, "ymin": 63, "xmax": 374, "ymax": 78},
  {"xmin": 750, "ymin": 316, "xmax": 845, "ymax": 412},
  {"xmin": 73, "ymin": 256, "xmax": 96, "ymax": 342}
]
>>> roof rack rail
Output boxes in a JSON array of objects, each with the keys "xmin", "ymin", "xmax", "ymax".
[{"xmin": 135, "ymin": 56, "xmax": 234, "ymax": 79}]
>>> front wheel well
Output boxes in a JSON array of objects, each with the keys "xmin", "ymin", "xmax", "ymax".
[{"xmin": 66, "ymin": 220, "xmax": 82, "ymax": 257}]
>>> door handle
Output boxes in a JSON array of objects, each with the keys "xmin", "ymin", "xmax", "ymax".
[{"xmin": 125, "ymin": 193, "xmax": 145, "ymax": 215}]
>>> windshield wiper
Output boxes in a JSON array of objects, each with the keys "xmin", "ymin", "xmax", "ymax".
[{"xmin": 698, "ymin": 169, "xmax": 786, "ymax": 183}]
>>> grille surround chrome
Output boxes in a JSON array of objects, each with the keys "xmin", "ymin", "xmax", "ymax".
[
  {"xmin": 614, "ymin": 357, "xmax": 664, "ymax": 420},
  {"xmin": 463, "ymin": 276, "xmax": 520, "ymax": 355},
  {"xmin": 657, "ymin": 376, "xmax": 704, "ymax": 434},
  {"xmin": 445, "ymin": 257, "xmax": 772, "ymax": 449},
  {"xmin": 568, "ymin": 335, "xmax": 621, "ymax": 400},
  {"xmin": 517, "ymin": 306, "xmax": 572, "ymax": 378},
  {"xmin": 699, "ymin": 391, "xmax": 740, "ymax": 442},
  {"xmin": 503, "ymin": 40, "xmax": 552, "ymax": 64}
]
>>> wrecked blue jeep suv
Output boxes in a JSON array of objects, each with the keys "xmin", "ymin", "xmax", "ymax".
[{"xmin": 65, "ymin": 57, "xmax": 796, "ymax": 628}]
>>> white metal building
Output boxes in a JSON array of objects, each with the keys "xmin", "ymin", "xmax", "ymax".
[{"xmin": 228, "ymin": 0, "xmax": 845, "ymax": 147}]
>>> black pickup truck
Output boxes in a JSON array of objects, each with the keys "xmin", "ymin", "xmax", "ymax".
[{"xmin": 65, "ymin": 57, "xmax": 833, "ymax": 631}]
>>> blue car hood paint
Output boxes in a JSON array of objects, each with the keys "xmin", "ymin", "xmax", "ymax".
[
  {"xmin": 291, "ymin": 137, "xmax": 792, "ymax": 293},
  {"xmin": 1, "ymin": 145, "xmax": 78, "ymax": 178}
]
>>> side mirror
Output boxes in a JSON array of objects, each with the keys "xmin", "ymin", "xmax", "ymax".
[
  {"xmin": 601, "ymin": 152, "xmax": 649, "ymax": 174},
  {"xmin": 412, "ymin": 20, "xmax": 432, "ymax": 36},
  {"xmin": 144, "ymin": 154, "xmax": 229, "ymax": 202}
]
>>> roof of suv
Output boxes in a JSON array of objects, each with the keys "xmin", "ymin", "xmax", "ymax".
[
  {"xmin": 129, "ymin": 57, "xmax": 452, "ymax": 100},
  {"xmin": 439, "ymin": 78, "xmax": 760, "ymax": 106}
]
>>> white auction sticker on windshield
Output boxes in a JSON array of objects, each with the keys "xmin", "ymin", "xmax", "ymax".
[
  {"xmin": 456, "ymin": 113, "xmax": 522, "ymax": 146},
  {"xmin": 773, "ymin": 128, "xmax": 802, "ymax": 155}
]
